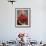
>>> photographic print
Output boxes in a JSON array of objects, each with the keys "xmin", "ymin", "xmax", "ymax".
[{"xmin": 15, "ymin": 8, "xmax": 31, "ymax": 28}]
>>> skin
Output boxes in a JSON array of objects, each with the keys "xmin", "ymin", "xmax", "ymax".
[
  {"xmin": 17, "ymin": 10, "xmax": 27, "ymax": 25},
  {"xmin": 19, "ymin": 10, "xmax": 26, "ymax": 16}
]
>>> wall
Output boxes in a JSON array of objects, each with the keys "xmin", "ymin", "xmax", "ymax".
[{"xmin": 0, "ymin": 0, "xmax": 46, "ymax": 42}]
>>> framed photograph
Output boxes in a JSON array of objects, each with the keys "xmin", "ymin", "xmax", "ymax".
[{"xmin": 15, "ymin": 8, "xmax": 31, "ymax": 28}]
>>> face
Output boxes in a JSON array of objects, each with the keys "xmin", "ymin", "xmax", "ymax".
[{"xmin": 19, "ymin": 10, "xmax": 25, "ymax": 15}]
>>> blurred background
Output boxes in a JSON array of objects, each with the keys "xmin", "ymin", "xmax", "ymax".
[{"xmin": 0, "ymin": 0, "xmax": 46, "ymax": 46}]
